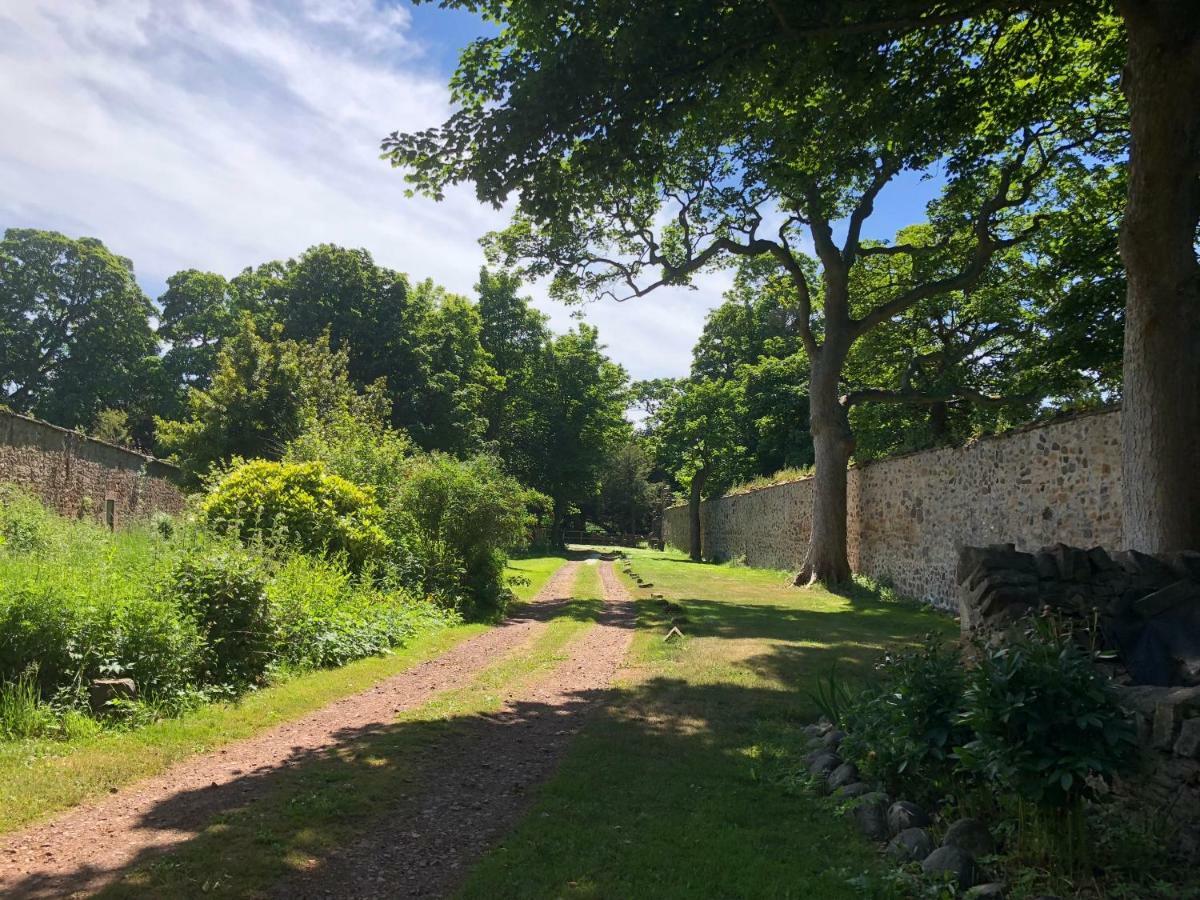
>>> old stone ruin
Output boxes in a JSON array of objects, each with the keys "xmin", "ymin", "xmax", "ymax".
[{"xmin": 957, "ymin": 542, "xmax": 1200, "ymax": 859}]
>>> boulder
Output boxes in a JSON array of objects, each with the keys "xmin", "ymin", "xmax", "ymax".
[
  {"xmin": 89, "ymin": 678, "xmax": 137, "ymax": 712},
  {"xmin": 827, "ymin": 762, "xmax": 859, "ymax": 792},
  {"xmin": 942, "ymin": 817, "xmax": 995, "ymax": 857},
  {"xmin": 887, "ymin": 800, "xmax": 930, "ymax": 835},
  {"xmin": 822, "ymin": 729, "xmax": 846, "ymax": 749},
  {"xmin": 921, "ymin": 844, "xmax": 977, "ymax": 888},
  {"xmin": 886, "ymin": 827, "xmax": 933, "ymax": 862},
  {"xmin": 846, "ymin": 795, "xmax": 889, "ymax": 841},
  {"xmin": 808, "ymin": 751, "xmax": 840, "ymax": 778},
  {"xmin": 1133, "ymin": 580, "xmax": 1200, "ymax": 619}
]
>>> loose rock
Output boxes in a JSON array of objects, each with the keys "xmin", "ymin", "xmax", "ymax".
[
  {"xmin": 942, "ymin": 817, "xmax": 995, "ymax": 857},
  {"xmin": 822, "ymin": 728, "xmax": 846, "ymax": 749},
  {"xmin": 887, "ymin": 800, "xmax": 930, "ymax": 835},
  {"xmin": 834, "ymin": 782, "xmax": 873, "ymax": 799},
  {"xmin": 846, "ymin": 795, "xmax": 889, "ymax": 841},
  {"xmin": 807, "ymin": 751, "xmax": 840, "ymax": 778},
  {"xmin": 89, "ymin": 678, "xmax": 137, "ymax": 713},
  {"xmin": 826, "ymin": 762, "xmax": 859, "ymax": 792},
  {"xmin": 921, "ymin": 844, "xmax": 977, "ymax": 888},
  {"xmin": 887, "ymin": 827, "xmax": 933, "ymax": 862}
]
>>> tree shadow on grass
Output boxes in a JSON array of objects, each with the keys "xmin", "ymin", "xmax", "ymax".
[{"xmin": 5, "ymin": 644, "xmax": 891, "ymax": 899}]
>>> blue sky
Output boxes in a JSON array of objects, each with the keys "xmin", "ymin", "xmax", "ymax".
[{"xmin": 0, "ymin": 0, "xmax": 942, "ymax": 382}]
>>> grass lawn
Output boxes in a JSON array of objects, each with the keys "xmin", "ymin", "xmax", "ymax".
[
  {"xmin": 0, "ymin": 554, "xmax": 567, "ymax": 836},
  {"xmin": 457, "ymin": 546, "xmax": 956, "ymax": 899}
]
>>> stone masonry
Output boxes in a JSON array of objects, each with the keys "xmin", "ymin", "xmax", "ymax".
[
  {"xmin": 0, "ymin": 409, "xmax": 184, "ymax": 526},
  {"xmin": 662, "ymin": 408, "xmax": 1123, "ymax": 608}
]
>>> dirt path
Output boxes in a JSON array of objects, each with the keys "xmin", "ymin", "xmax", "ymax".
[
  {"xmin": 0, "ymin": 562, "xmax": 584, "ymax": 900},
  {"xmin": 279, "ymin": 559, "xmax": 636, "ymax": 899}
]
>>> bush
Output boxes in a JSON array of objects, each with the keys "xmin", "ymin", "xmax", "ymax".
[
  {"xmin": 0, "ymin": 487, "xmax": 53, "ymax": 554},
  {"xmin": 0, "ymin": 670, "xmax": 55, "ymax": 739},
  {"xmin": 388, "ymin": 453, "xmax": 541, "ymax": 617},
  {"xmin": 955, "ymin": 627, "xmax": 1138, "ymax": 809},
  {"xmin": 166, "ymin": 549, "xmax": 271, "ymax": 687},
  {"xmin": 201, "ymin": 459, "xmax": 391, "ymax": 570},
  {"xmin": 839, "ymin": 636, "xmax": 970, "ymax": 800},
  {"xmin": 267, "ymin": 555, "xmax": 452, "ymax": 670},
  {"xmin": 0, "ymin": 518, "xmax": 205, "ymax": 706}
]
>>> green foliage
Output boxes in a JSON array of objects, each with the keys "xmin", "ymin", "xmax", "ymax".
[
  {"xmin": 156, "ymin": 317, "xmax": 370, "ymax": 483},
  {"xmin": 0, "ymin": 228, "xmax": 156, "ymax": 429},
  {"xmin": 955, "ymin": 628, "xmax": 1138, "ymax": 809},
  {"xmin": 0, "ymin": 491, "xmax": 455, "ymax": 740},
  {"xmin": 283, "ymin": 398, "xmax": 414, "ymax": 508},
  {"xmin": 267, "ymin": 555, "xmax": 452, "ymax": 670},
  {"xmin": 389, "ymin": 453, "xmax": 541, "ymax": 617},
  {"xmin": 840, "ymin": 637, "xmax": 970, "ymax": 799},
  {"xmin": 0, "ymin": 670, "xmax": 55, "ymax": 740},
  {"xmin": 0, "ymin": 486, "xmax": 52, "ymax": 554},
  {"xmin": 166, "ymin": 550, "xmax": 272, "ymax": 687},
  {"xmin": 201, "ymin": 460, "xmax": 391, "ymax": 570}
]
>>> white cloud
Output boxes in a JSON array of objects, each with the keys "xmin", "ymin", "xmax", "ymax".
[{"xmin": 0, "ymin": 0, "xmax": 726, "ymax": 382}]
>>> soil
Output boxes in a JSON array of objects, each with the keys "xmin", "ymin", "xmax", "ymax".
[{"xmin": 0, "ymin": 559, "xmax": 635, "ymax": 899}]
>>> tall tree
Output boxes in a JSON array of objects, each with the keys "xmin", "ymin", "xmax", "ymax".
[
  {"xmin": 385, "ymin": 3, "xmax": 1118, "ymax": 581},
  {"xmin": 157, "ymin": 269, "xmax": 240, "ymax": 417},
  {"xmin": 0, "ymin": 228, "xmax": 156, "ymax": 429},
  {"xmin": 653, "ymin": 378, "xmax": 748, "ymax": 561},
  {"xmin": 156, "ymin": 317, "xmax": 373, "ymax": 483}
]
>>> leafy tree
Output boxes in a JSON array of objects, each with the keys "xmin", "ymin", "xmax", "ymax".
[
  {"xmin": 157, "ymin": 269, "xmax": 240, "ymax": 401},
  {"xmin": 504, "ymin": 325, "xmax": 630, "ymax": 544},
  {"xmin": 156, "ymin": 317, "xmax": 372, "ymax": 483},
  {"xmin": 385, "ymin": 2, "xmax": 1122, "ymax": 582},
  {"xmin": 653, "ymin": 378, "xmax": 748, "ymax": 561},
  {"xmin": 0, "ymin": 228, "xmax": 155, "ymax": 428},
  {"xmin": 412, "ymin": 287, "xmax": 498, "ymax": 455},
  {"xmin": 596, "ymin": 439, "xmax": 654, "ymax": 536}
]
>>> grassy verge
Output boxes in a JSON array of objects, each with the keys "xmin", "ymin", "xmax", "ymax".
[
  {"xmin": 0, "ymin": 554, "xmax": 567, "ymax": 836},
  {"xmin": 457, "ymin": 547, "xmax": 955, "ymax": 899},
  {"xmin": 99, "ymin": 561, "xmax": 600, "ymax": 897}
]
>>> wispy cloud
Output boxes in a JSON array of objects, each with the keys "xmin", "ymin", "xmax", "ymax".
[{"xmin": 0, "ymin": 0, "xmax": 730, "ymax": 382}]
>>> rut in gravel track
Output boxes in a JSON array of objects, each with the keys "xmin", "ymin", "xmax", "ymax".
[
  {"xmin": 0, "ymin": 561, "xmax": 584, "ymax": 900},
  {"xmin": 278, "ymin": 559, "xmax": 637, "ymax": 900}
]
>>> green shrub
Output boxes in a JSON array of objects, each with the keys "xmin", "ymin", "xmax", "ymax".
[
  {"xmin": 166, "ymin": 550, "xmax": 272, "ymax": 687},
  {"xmin": 0, "ymin": 487, "xmax": 53, "ymax": 554},
  {"xmin": 201, "ymin": 460, "xmax": 390, "ymax": 570},
  {"xmin": 955, "ymin": 628, "xmax": 1138, "ymax": 809},
  {"xmin": 839, "ymin": 636, "xmax": 970, "ymax": 799},
  {"xmin": 267, "ymin": 555, "xmax": 452, "ymax": 670},
  {"xmin": 388, "ymin": 453, "xmax": 540, "ymax": 617},
  {"xmin": 0, "ymin": 670, "xmax": 55, "ymax": 739}
]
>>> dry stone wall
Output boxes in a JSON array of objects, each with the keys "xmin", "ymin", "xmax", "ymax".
[
  {"xmin": 663, "ymin": 408, "xmax": 1123, "ymax": 608},
  {"xmin": 0, "ymin": 410, "xmax": 184, "ymax": 525}
]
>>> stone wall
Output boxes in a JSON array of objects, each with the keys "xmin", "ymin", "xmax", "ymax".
[
  {"xmin": 662, "ymin": 407, "xmax": 1123, "ymax": 608},
  {"xmin": 0, "ymin": 410, "xmax": 184, "ymax": 526}
]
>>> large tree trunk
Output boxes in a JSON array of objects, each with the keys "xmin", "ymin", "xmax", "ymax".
[
  {"xmin": 1117, "ymin": 0, "xmax": 1200, "ymax": 552},
  {"xmin": 688, "ymin": 467, "xmax": 708, "ymax": 562},
  {"xmin": 797, "ymin": 347, "xmax": 855, "ymax": 585}
]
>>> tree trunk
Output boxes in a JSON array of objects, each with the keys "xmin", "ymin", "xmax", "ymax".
[
  {"xmin": 797, "ymin": 347, "xmax": 855, "ymax": 585},
  {"xmin": 1117, "ymin": 0, "xmax": 1200, "ymax": 552},
  {"xmin": 688, "ymin": 467, "xmax": 708, "ymax": 562}
]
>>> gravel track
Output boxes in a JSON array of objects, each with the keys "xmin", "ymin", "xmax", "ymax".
[
  {"xmin": 0, "ymin": 561, "xmax": 584, "ymax": 899},
  {"xmin": 278, "ymin": 558, "xmax": 636, "ymax": 899}
]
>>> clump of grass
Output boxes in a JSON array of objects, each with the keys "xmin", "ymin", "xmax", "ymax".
[
  {"xmin": 0, "ymin": 670, "xmax": 54, "ymax": 740},
  {"xmin": 724, "ymin": 465, "xmax": 814, "ymax": 496}
]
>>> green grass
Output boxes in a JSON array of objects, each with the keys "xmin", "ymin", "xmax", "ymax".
[
  {"xmin": 457, "ymin": 547, "xmax": 955, "ymax": 899},
  {"xmin": 97, "ymin": 561, "xmax": 598, "ymax": 898},
  {"xmin": 0, "ymin": 554, "xmax": 567, "ymax": 836}
]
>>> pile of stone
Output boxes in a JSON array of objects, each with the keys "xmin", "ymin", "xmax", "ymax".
[
  {"xmin": 957, "ymin": 542, "xmax": 1200, "ymax": 862},
  {"xmin": 957, "ymin": 543, "xmax": 1200, "ymax": 687},
  {"xmin": 803, "ymin": 721, "xmax": 1006, "ymax": 896}
]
